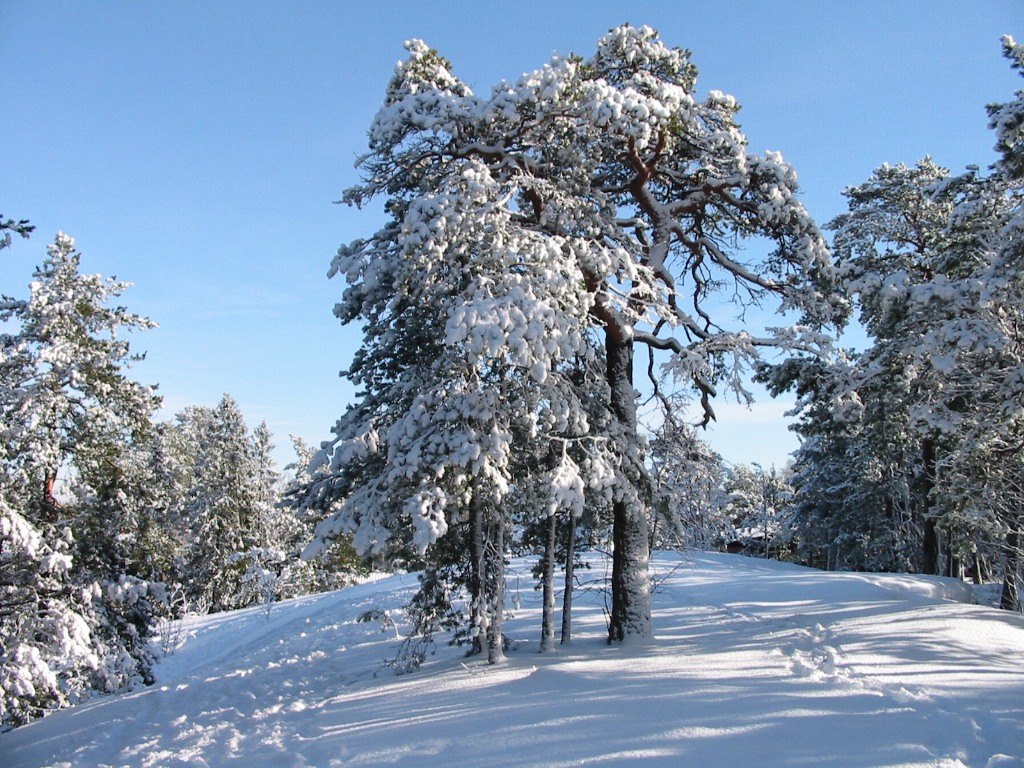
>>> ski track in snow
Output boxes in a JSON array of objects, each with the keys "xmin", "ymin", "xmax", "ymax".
[{"xmin": 2, "ymin": 553, "xmax": 1023, "ymax": 767}]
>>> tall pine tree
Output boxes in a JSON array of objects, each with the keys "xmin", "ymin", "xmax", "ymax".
[{"xmin": 306, "ymin": 24, "xmax": 843, "ymax": 646}]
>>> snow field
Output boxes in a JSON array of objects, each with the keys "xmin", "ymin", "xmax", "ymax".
[{"xmin": 2, "ymin": 552, "xmax": 1023, "ymax": 767}]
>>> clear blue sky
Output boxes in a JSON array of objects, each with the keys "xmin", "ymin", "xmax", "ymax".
[{"xmin": 2, "ymin": 1, "xmax": 1020, "ymax": 470}]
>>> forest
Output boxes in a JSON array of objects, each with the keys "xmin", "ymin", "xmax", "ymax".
[{"xmin": 2, "ymin": 24, "xmax": 1023, "ymax": 731}]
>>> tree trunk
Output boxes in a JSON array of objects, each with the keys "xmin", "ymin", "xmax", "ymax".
[
  {"xmin": 470, "ymin": 496, "xmax": 486, "ymax": 657},
  {"xmin": 1000, "ymin": 528, "xmax": 1020, "ymax": 612},
  {"xmin": 920, "ymin": 437, "xmax": 940, "ymax": 576},
  {"xmin": 539, "ymin": 513, "xmax": 557, "ymax": 653},
  {"xmin": 44, "ymin": 471, "xmax": 57, "ymax": 505},
  {"xmin": 972, "ymin": 553, "xmax": 990, "ymax": 585},
  {"xmin": 605, "ymin": 330, "xmax": 652, "ymax": 644},
  {"xmin": 486, "ymin": 509, "xmax": 506, "ymax": 664},
  {"xmin": 561, "ymin": 512, "xmax": 576, "ymax": 645},
  {"xmin": 40, "ymin": 469, "xmax": 62, "ymax": 524},
  {"xmin": 944, "ymin": 529, "xmax": 962, "ymax": 579}
]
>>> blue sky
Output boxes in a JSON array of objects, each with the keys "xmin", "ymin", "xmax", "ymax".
[{"xmin": 2, "ymin": 1, "xmax": 1021, "ymax": 470}]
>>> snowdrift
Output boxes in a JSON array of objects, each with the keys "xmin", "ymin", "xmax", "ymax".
[{"xmin": 3, "ymin": 552, "xmax": 1023, "ymax": 767}]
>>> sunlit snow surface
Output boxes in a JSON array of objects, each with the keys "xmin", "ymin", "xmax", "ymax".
[{"xmin": 3, "ymin": 552, "xmax": 1023, "ymax": 767}]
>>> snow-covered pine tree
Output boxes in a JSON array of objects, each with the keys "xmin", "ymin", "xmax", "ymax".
[
  {"xmin": 0, "ymin": 497, "xmax": 99, "ymax": 728},
  {"xmin": 768, "ymin": 159, "xmax": 991, "ymax": 574},
  {"xmin": 281, "ymin": 436, "xmax": 366, "ymax": 594},
  {"xmin": 0, "ymin": 232, "xmax": 160, "ymax": 727},
  {"xmin": 723, "ymin": 463, "xmax": 793, "ymax": 559},
  {"xmin": 231, "ymin": 421, "xmax": 314, "ymax": 609},
  {"xmin": 926, "ymin": 36, "xmax": 1024, "ymax": 605},
  {"xmin": 127, "ymin": 421, "xmax": 194, "ymax": 589},
  {"xmin": 305, "ymin": 141, "xmax": 604, "ymax": 662},
  {"xmin": 981, "ymin": 38, "xmax": 1023, "ymax": 607},
  {"xmin": 829, "ymin": 158, "xmax": 971, "ymax": 574},
  {"xmin": 766, "ymin": 157, "xmax": 991, "ymax": 573},
  {"xmin": 0, "ymin": 232, "xmax": 159, "ymax": 523},
  {"xmin": 767, "ymin": 38, "xmax": 1024, "ymax": 590},
  {"xmin": 762, "ymin": 352, "xmax": 925, "ymax": 571},
  {"xmin": 67, "ymin": 441, "xmax": 164, "ymax": 695},
  {"xmin": 307, "ymin": 24, "xmax": 844, "ymax": 645},
  {"xmin": 178, "ymin": 395, "xmax": 278, "ymax": 613}
]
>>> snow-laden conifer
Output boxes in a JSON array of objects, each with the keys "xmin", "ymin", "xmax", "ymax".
[
  {"xmin": 0, "ymin": 232, "xmax": 160, "ymax": 728},
  {"xmin": 648, "ymin": 421, "xmax": 728, "ymax": 551},
  {"xmin": 307, "ymin": 25, "xmax": 844, "ymax": 644},
  {"xmin": 178, "ymin": 396, "xmax": 284, "ymax": 612},
  {"xmin": 766, "ymin": 40, "xmax": 1024, "ymax": 590}
]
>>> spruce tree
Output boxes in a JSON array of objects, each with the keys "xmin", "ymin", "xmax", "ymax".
[{"xmin": 180, "ymin": 395, "xmax": 272, "ymax": 612}]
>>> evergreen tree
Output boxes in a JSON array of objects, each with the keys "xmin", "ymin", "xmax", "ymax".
[
  {"xmin": 723, "ymin": 463, "xmax": 793, "ymax": 559},
  {"xmin": 766, "ymin": 38, "xmax": 1024, "ymax": 593},
  {"xmin": 0, "ymin": 497, "xmax": 102, "ymax": 728},
  {"xmin": 231, "ymin": 422, "xmax": 316, "ymax": 608},
  {"xmin": 0, "ymin": 232, "xmax": 159, "ymax": 728},
  {"xmin": 766, "ymin": 354, "xmax": 923, "ymax": 571},
  {"xmin": 0, "ymin": 232, "xmax": 158, "ymax": 518},
  {"xmin": 179, "ymin": 395, "xmax": 274, "ymax": 612},
  {"xmin": 932, "ymin": 36, "xmax": 1024, "ymax": 604},
  {"xmin": 307, "ymin": 24, "xmax": 843, "ymax": 646},
  {"xmin": 282, "ymin": 436, "xmax": 366, "ymax": 594},
  {"xmin": 829, "ymin": 158, "xmax": 968, "ymax": 574},
  {"xmin": 767, "ymin": 160, "xmax": 986, "ymax": 574}
]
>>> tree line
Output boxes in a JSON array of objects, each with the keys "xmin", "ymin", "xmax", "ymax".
[{"xmin": 0, "ymin": 230, "xmax": 360, "ymax": 728}]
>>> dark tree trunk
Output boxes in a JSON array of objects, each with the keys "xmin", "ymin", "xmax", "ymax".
[
  {"xmin": 944, "ymin": 530, "xmax": 962, "ymax": 579},
  {"xmin": 972, "ymin": 553, "xmax": 991, "ymax": 585},
  {"xmin": 539, "ymin": 512, "xmax": 557, "ymax": 653},
  {"xmin": 469, "ymin": 494, "xmax": 506, "ymax": 662},
  {"xmin": 920, "ymin": 437, "xmax": 940, "ymax": 575},
  {"xmin": 486, "ymin": 509, "xmax": 506, "ymax": 664},
  {"xmin": 470, "ymin": 496, "xmax": 486, "ymax": 656},
  {"xmin": 561, "ymin": 512, "xmax": 576, "ymax": 645},
  {"xmin": 1000, "ymin": 528, "xmax": 1020, "ymax": 612},
  {"xmin": 605, "ymin": 330, "xmax": 652, "ymax": 644}
]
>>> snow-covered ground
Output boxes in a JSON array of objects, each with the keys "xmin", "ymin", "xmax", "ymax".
[{"xmin": 3, "ymin": 552, "xmax": 1023, "ymax": 767}]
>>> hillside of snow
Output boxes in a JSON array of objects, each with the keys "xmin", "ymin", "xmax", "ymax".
[{"xmin": 3, "ymin": 552, "xmax": 1023, "ymax": 768}]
